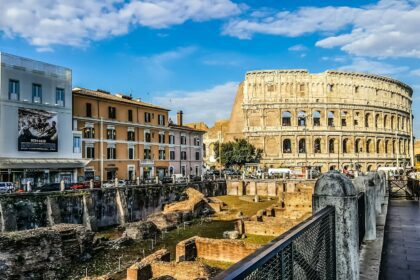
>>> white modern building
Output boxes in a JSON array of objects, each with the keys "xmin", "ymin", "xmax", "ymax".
[
  {"xmin": 168, "ymin": 111, "xmax": 205, "ymax": 177},
  {"xmin": 0, "ymin": 52, "xmax": 88, "ymax": 186}
]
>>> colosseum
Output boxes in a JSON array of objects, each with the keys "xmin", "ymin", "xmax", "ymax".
[{"xmin": 200, "ymin": 70, "xmax": 414, "ymax": 173}]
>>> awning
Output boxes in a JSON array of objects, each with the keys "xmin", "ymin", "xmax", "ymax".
[{"xmin": 0, "ymin": 158, "xmax": 91, "ymax": 169}]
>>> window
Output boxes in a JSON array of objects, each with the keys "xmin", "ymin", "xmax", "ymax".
[
  {"xmin": 32, "ymin": 84, "xmax": 42, "ymax": 103},
  {"xmin": 298, "ymin": 139, "xmax": 306, "ymax": 153},
  {"xmin": 365, "ymin": 113, "xmax": 371, "ymax": 128},
  {"xmin": 170, "ymin": 150, "xmax": 175, "ymax": 160},
  {"xmin": 145, "ymin": 132, "xmax": 151, "ymax": 143},
  {"xmin": 342, "ymin": 139, "xmax": 348, "ymax": 153},
  {"xmin": 181, "ymin": 151, "xmax": 187, "ymax": 160},
  {"xmin": 282, "ymin": 111, "xmax": 292, "ymax": 126},
  {"xmin": 181, "ymin": 135, "xmax": 187, "ymax": 145},
  {"xmin": 86, "ymin": 103, "xmax": 92, "ymax": 117},
  {"xmin": 158, "ymin": 114, "xmax": 166, "ymax": 125},
  {"xmin": 298, "ymin": 112, "xmax": 306, "ymax": 126},
  {"xmin": 327, "ymin": 84, "xmax": 334, "ymax": 92},
  {"xmin": 376, "ymin": 140, "xmax": 381, "ymax": 154},
  {"xmin": 73, "ymin": 136, "xmax": 81, "ymax": 153},
  {"xmin": 329, "ymin": 139, "xmax": 335, "ymax": 153},
  {"xmin": 108, "ymin": 107, "xmax": 116, "ymax": 119},
  {"xmin": 169, "ymin": 135, "xmax": 175, "ymax": 144},
  {"xmin": 181, "ymin": 166, "xmax": 186, "ymax": 176},
  {"xmin": 144, "ymin": 112, "xmax": 151, "ymax": 123},
  {"xmin": 355, "ymin": 139, "xmax": 362, "ymax": 153},
  {"xmin": 128, "ymin": 146, "xmax": 134, "ymax": 160},
  {"xmin": 83, "ymin": 127, "xmax": 95, "ymax": 139},
  {"xmin": 355, "ymin": 86, "xmax": 359, "ymax": 93},
  {"xmin": 127, "ymin": 130, "xmax": 135, "ymax": 141},
  {"xmin": 9, "ymin": 79, "xmax": 19, "ymax": 100},
  {"xmin": 56, "ymin": 88, "xmax": 65, "ymax": 106},
  {"xmin": 283, "ymin": 139, "xmax": 291, "ymax": 153},
  {"xmin": 375, "ymin": 114, "xmax": 380, "ymax": 128},
  {"xmin": 159, "ymin": 133, "xmax": 165, "ymax": 144},
  {"xmin": 86, "ymin": 146, "xmax": 95, "ymax": 159},
  {"xmin": 107, "ymin": 147, "xmax": 116, "ymax": 159},
  {"xmin": 159, "ymin": 149, "xmax": 166, "ymax": 160},
  {"xmin": 313, "ymin": 111, "xmax": 321, "ymax": 126},
  {"xmin": 144, "ymin": 148, "xmax": 151, "ymax": 159},
  {"xmin": 366, "ymin": 139, "xmax": 372, "ymax": 154},
  {"xmin": 341, "ymin": 112, "xmax": 347, "ymax": 127},
  {"xmin": 128, "ymin": 110, "xmax": 133, "ymax": 122},
  {"xmin": 328, "ymin": 112, "xmax": 334, "ymax": 127},
  {"xmin": 107, "ymin": 128, "xmax": 116, "ymax": 140},
  {"xmin": 195, "ymin": 151, "xmax": 200, "ymax": 160},
  {"xmin": 314, "ymin": 138, "xmax": 321, "ymax": 153},
  {"xmin": 193, "ymin": 137, "xmax": 200, "ymax": 146}
]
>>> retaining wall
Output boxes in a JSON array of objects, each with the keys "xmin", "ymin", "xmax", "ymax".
[{"xmin": 0, "ymin": 181, "xmax": 226, "ymax": 232}]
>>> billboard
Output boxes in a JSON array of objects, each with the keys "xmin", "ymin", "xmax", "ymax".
[{"xmin": 18, "ymin": 108, "xmax": 58, "ymax": 152}]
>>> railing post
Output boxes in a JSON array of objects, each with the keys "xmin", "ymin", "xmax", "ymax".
[
  {"xmin": 377, "ymin": 171, "xmax": 387, "ymax": 204},
  {"xmin": 367, "ymin": 172, "xmax": 382, "ymax": 215},
  {"xmin": 354, "ymin": 176, "xmax": 376, "ymax": 241},
  {"xmin": 313, "ymin": 171, "xmax": 359, "ymax": 280}
]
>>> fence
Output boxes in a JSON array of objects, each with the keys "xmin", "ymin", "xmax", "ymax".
[
  {"xmin": 357, "ymin": 192, "xmax": 365, "ymax": 248},
  {"xmin": 215, "ymin": 206, "xmax": 336, "ymax": 280}
]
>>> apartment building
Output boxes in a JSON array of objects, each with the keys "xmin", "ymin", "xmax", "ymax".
[
  {"xmin": 73, "ymin": 88, "xmax": 171, "ymax": 181},
  {"xmin": 0, "ymin": 52, "xmax": 87, "ymax": 185},
  {"xmin": 168, "ymin": 111, "xmax": 205, "ymax": 177}
]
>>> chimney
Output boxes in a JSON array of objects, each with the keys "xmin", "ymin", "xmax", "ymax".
[{"xmin": 177, "ymin": 110, "xmax": 183, "ymax": 126}]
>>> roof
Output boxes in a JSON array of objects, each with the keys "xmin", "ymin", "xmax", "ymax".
[
  {"xmin": 72, "ymin": 87, "xmax": 170, "ymax": 111},
  {"xmin": 169, "ymin": 123, "xmax": 206, "ymax": 133}
]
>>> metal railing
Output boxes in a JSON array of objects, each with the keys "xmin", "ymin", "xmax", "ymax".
[
  {"xmin": 357, "ymin": 192, "xmax": 365, "ymax": 248},
  {"xmin": 215, "ymin": 206, "xmax": 336, "ymax": 280}
]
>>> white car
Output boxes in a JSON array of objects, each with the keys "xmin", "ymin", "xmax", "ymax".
[{"xmin": 0, "ymin": 182, "xmax": 14, "ymax": 193}]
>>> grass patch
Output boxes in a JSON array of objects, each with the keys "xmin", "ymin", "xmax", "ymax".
[
  {"xmin": 216, "ymin": 195, "xmax": 277, "ymax": 217},
  {"xmin": 200, "ymin": 258, "xmax": 234, "ymax": 270},
  {"xmin": 243, "ymin": 234, "xmax": 276, "ymax": 245}
]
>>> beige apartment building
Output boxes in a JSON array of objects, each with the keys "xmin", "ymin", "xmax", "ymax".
[
  {"xmin": 72, "ymin": 88, "xmax": 204, "ymax": 181},
  {"xmin": 204, "ymin": 70, "xmax": 414, "ymax": 172}
]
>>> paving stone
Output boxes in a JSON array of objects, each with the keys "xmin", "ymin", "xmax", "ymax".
[{"xmin": 379, "ymin": 200, "xmax": 420, "ymax": 280}]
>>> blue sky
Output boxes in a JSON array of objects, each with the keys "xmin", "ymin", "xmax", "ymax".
[{"xmin": 1, "ymin": 0, "xmax": 420, "ymax": 135}]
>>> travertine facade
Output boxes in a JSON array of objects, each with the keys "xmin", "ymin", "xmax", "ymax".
[{"xmin": 212, "ymin": 70, "xmax": 414, "ymax": 172}]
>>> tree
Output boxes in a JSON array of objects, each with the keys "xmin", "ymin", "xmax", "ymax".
[{"xmin": 214, "ymin": 139, "xmax": 262, "ymax": 169}]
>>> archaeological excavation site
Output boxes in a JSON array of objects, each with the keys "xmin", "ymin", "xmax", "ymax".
[{"xmin": 0, "ymin": 177, "xmax": 316, "ymax": 280}]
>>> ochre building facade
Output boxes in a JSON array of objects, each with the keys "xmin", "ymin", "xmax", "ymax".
[
  {"xmin": 211, "ymin": 70, "xmax": 414, "ymax": 172},
  {"xmin": 72, "ymin": 88, "xmax": 204, "ymax": 181}
]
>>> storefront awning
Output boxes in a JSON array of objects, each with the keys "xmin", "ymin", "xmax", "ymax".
[{"xmin": 0, "ymin": 158, "xmax": 91, "ymax": 169}]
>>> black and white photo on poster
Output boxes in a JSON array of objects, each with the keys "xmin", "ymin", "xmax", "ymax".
[{"xmin": 18, "ymin": 108, "xmax": 58, "ymax": 152}]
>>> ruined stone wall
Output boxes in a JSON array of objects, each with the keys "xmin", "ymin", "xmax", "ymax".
[
  {"xmin": 227, "ymin": 179, "xmax": 315, "ymax": 197},
  {"xmin": 194, "ymin": 237, "xmax": 260, "ymax": 263},
  {"xmin": 0, "ymin": 181, "xmax": 226, "ymax": 232},
  {"xmin": 0, "ymin": 224, "xmax": 93, "ymax": 279}
]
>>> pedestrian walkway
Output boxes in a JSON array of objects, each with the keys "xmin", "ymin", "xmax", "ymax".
[{"xmin": 379, "ymin": 199, "xmax": 420, "ymax": 280}]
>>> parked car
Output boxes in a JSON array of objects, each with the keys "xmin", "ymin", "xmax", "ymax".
[
  {"xmin": 103, "ymin": 180, "xmax": 127, "ymax": 188},
  {"xmin": 0, "ymin": 182, "xmax": 14, "ymax": 193},
  {"xmin": 189, "ymin": 175, "xmax": 201, "ymax": 182},
  {"xmin": 160, "ymin": 177, "xmax": 173, "ymax": 184},
  {"xmin": 70, "ymin": 181, "xmax": 101, "ymax": 190},
  {"xmin": 33, "ymin": 183, "xmax": 71, "ymax": 192}
]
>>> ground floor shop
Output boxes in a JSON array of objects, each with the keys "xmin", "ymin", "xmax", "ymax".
[
  {"xmin": 0, "ymin": 158, "xmax": 89, "ymax": 188},
  {"xmin": 79, "ymin": 160, "xmax": 170, "ymax": 181}
]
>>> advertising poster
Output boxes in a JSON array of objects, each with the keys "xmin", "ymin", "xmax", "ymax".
[{"xmin": 18, "ymin": 108, "xmax": 58, "ymax": 152}]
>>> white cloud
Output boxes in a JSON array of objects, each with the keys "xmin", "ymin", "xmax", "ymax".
[
  {"xmin": 338, "ymin": 57, "xmax": 409, "ymax": 76},
  {"xmin": 223, "ymin": 0, "xmax": 420, "ymax": 58},
  {"xmin": 288, "ymin": 44, "xmax": 308, "ymax": 52},
  {"xmin": 153, "ymin": 81, "xmax": 238, "ymax": 125},
  {"xmin": 410, "ymin": 69, "xmax": 420, "ymax": 77},
  {"xmin": 0, "ymin": 0, "xmax": 242, "ymax": 49},
  {"xmin": 136, "ymin": 46, "xmax": 197, "ymax": 78}
]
